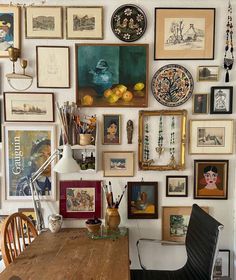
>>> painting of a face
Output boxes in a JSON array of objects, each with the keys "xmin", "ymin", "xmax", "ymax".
[{"xmin": 204, "ymin": 169, "xmax": 218, "ymax": 187}]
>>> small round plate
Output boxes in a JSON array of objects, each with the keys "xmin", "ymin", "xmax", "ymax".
[
  {"xmin": 151, "ymin": 64, "xmax": 194, "ymax": 107},
  {"xmin": 111, "ymin": 4, "xmax": 147, "ymax": 42}
]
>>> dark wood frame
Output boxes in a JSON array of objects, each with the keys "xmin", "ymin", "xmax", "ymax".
[
  {"xmin": 192, "ymin": 93, "xmax": 209, "ymax": 114},
  {"xmin": 210, "ymin": 86, "xmax": 233, "ymax": 114},
  {"xmin": 127, "ymin": 181, "xmax": 158, "ymax": 219},
  {"xmin": 166, "ymin": 176, "xmax": 188, "ymax": 197},
  {"xmin": 213, "ymin": 249, "xmax": 230, "ymax": 278}
]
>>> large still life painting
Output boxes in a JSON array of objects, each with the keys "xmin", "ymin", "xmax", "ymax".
[{"xmin": 76, "ymin": 44, "xmax": 148, "ymax": 107}]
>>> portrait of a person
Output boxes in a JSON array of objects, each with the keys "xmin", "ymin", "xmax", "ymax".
[
  {"xmin": 214, "ymin": 90, "xmax": 227, "ymax": 111},
  {"xmin": 194, "ymin": 94, "xmax": 207, "ymax": 114},
  {"xmin": 104, "ymin": 119, "xmax": 119, "ymax": 144}
]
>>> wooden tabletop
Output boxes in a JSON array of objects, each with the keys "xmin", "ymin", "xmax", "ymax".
[{"xmin": 0, "ymin": 228, "xmax": 130, "ymax": 280}]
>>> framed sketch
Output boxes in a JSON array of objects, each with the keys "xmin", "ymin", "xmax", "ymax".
[
  {"xmin": 4, "ymin": 92, "xmax": 54, "ymax": 122},
  {"xmin": 18, "ymin": 208, "xmax": 36, "ymax": 236},
  {"xmin": 154, "ymin": 8, "xmax": 215, "ymax": 60},
  {"xmin": 102, "ymin": 114, "xmax": 121, "ymax": 145},
  {"xmin": 189, "ymin": 119, "xmax": 234, "ymax": 154},
  {"xmin": 66, "ymin": 6, "xmax": 103, "ymax": 39},
  {"xmin": 194, "ymin": 160, "xmax": 228, "ymax": 199},
  {"xmin": 76, "ymin": 43, "xmax": 148, "ymax": 107},
  {"xmin": 103, "ymin": 151, "xmax": 134, "ymax": 177},
  {"xmin": 192, "ymin": 93, "xmax": 208, "ymax": 114},
  {"xmin": 0, "ymin": 5, "xmax": 20, "ymax": 57},
  {"xmin": 127, "ymin": 181, "xmax": 158, "ymax": 219},
  {"xmin": 162, "ymin": 206, "xmax": 209, "ymax": 242},
  {"xmin": 36, "ymin": 46, "xmax": 70, "ymax": 88},
  {"xmin": 59, "ymin": 180, "xmax": 102, "ymax": 219},
  {"xmin": 213, "ymin": 250, "xmax": 230, "ymax": 278},
  {"xmin": 197, "ymin": 66, "xmax": 219, "ymax": 82},
  {"xmin": 4, "ymin": 123, "xmax": 56, "ymax": 200},
  {"xmin": 210, "ymin": 86, "xmax": 233, "ymax": 114},
  {"xmin": 166, "ymin": 176, "xmax": 188, "ymax": 197},
  {"xmin": 25, "ymin": 6, "xmax": 63, "ymax": 39}
]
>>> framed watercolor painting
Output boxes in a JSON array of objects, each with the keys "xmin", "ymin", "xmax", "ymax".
[
  {"xmin": 102, "ymin": 114, "xmax": 121, "ymax": 145},
  {"xmin": 0, "ymin": 5, "xmax": 20, "ymax": 57},
  {"xmin": 192, "ymin": 93, "xmax": 208, "ymax": 114},
  {"xmin": 25, "ymin": 6, "xmax": 63, "ymax": 39},
  {"xmin": 66, "ymin": 6, "xmax": 103, "ymax": 39},
  {"xmin": 59, "ymin": 180, "xmax": 102, "ymax": 219},
  {"xmin": 166, "ymin": 176, "xmax": 188, "ymax": 197},
  {"xmin": 210, "ymin": 86, "xmax": 233, "ymax": 114},
  {"xmin": 194, "ymin": 160, "xmax": 228, "ymax": 199},
  {"xmin": 213, "ymin": 250, "xmax": 230, "ymax": 278},
  {"xmin": 36, "ymin": 46, "xmax": 70, "ymax": 88},
  {"xmin": 189, "ymin": 119, "xmax": 234, "ymax": 154},
  {"xmin": 154, "ymin": 8, "xmax": 215, "ymax": 60},
  {"xmin": 127, "ymin": 181, "xmax": 158, "ymax": 219},
  {"xmin": 76, "ymin": 43, "xmax": 148, "ymax": 107},
  {"xmin": 4, "ymin": 123, "xmax": 56, "ymax": 200},
  {"xmin": 4, "ymin": 92, "xmax": 54, "ymax": 122},
  {"xmin": 197, "ymin": 66, "xmax": 219, "ymax": 82}
]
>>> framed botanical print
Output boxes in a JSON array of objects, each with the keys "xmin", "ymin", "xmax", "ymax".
[
  {"xmin": 0, "ymin": 5, "xmax": 20, "ymax": 57},
  {"xmin": 59, "ymin": 180, "xmax": 102, "ymax": 219},
  {"xmin": 213, "ymin": 250, "xmax": 230, "ymax": 278},
  {"xmin": 154, "ymin": 8, "xmax": 215, "ymax": 60},
  {"xmin": 210, "ymin": 86, "xmax": 233, "ymax": 114},
  {"xmin": 166, "ymin": 176, "xmax": 188, "ymax": 197},
  {"xmin": 102, "ymin": 114, "xmax": 121, "ymax": 145},
  {"xmin": 36, "ymin": 46, "xmax": 70, "ymax": 88},
  {"xmin": 197, "ymin": 66, "xmax": 219, "ymax": 82},
  {"xmin": 194, "ymin": 160, "xmax": 228, "ymax": 199},
  {"xmin": 66, "ymin": 6, "xmax": 103, "ymax": 39},
  {"xmin": 192, "ymin": 93, "xmax": 208, "ymax": 114},
  {"xmin": 4, "ymin": 123, "xmax": 56, "ymax": 200},
  {"xmin": 25, "ymin": 6, "xmax": 63, "ymax": 39},
  {"xmin": 189, "ymin": 119, "xmax": 234, "ymax": 154}
]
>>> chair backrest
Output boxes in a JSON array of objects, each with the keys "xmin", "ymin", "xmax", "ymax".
[
  {"xmin": 185, "ymin": 204, "xmax": 223, "ymax": 280},
  {"xmin": 1, "ymin": 212, "xmax": 38, "ymax": 266}
]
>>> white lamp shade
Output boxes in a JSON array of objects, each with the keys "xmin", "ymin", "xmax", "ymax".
[{"xmin": 53, "ymin": 145, "xmax": 80, "ymax": 173}]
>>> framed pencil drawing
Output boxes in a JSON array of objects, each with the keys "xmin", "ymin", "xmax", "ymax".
[
  {"xmin": 166, "ymin": 176, "xmax": 188, "ymax": 197},
  {"xmin": 210, "ymin": 86, "xmax": 233, "ymax": 114},
  {"xmin": 154, "ymin": 8, "xmax": 215, "ymax": 60},
  {"xmin": 102, "ymin": 114, "xmax": 121, "ymax": 145},
  {"xmin": 197, "ymin": 66, "xmax": 219, "ymax": 82},
  {"xmin": 192, "ymin": 93, "xmax": 208, "ymax": 114},
  {"xmin": 213, "ymin": 250, "xmax": 230, "ymax": 278}
]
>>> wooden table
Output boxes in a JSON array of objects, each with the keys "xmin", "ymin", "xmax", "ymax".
[{"xmin": 0, "ymin": 228, "xmax": 130, "ymax": 280}]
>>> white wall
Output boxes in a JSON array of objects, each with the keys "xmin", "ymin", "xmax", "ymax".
[{"xmin": 0, "ymin": 0, "xmax": 235, "ymax": 277}]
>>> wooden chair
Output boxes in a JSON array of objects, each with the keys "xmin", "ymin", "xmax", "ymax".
[{"xmin": 1, "ymin": 212, "xmax": 38, "ymax": 266}]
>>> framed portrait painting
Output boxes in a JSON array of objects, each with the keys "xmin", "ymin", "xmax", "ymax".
[
  {"xmin": 210, "ymin": 86, "xmax": 233, "ymax": 114},
  {"xmin": 213, "ymin": 250, "xmax": 230, "ymax": 278},
  {"xmin": 197, "ymin": 66, "xmax": 219, "ymax": 82},
  {"xmin": 154, "ymin": 8, "xmax": 215, "ymax": 60},
  {"xmin": 0, "ymin": 5, "xmax": 20, "ymax": 57},
  {"xmin": 4, "ymin": 123, "xmax": 56, "ymax": 200},
  {"xmin": 166, "ymin": 176, "xmax": 188, "ymax": 197},
  {"xmin": 194, "ymin": 160, "xmax": 228, "ymax": 199},
  {"xmin": 102, "ymin": 114, "xmax": 121, "ymax": 145},
  {"xmin": 192, "ymin": 93, "xmax": 208, "ymax": 114},
  {"xmin": 59, "ymin": 180, "xmax": 102, "ymax": 219}
]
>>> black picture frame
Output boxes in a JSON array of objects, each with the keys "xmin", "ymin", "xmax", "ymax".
[
  {"xmin": 210, "ymin": 86, "xmax": 233, "ymax": 114},
  {"xmin": 166, "ymin": 176, "xmax": 188, "ymax": 197},
  {"xmin": 213, "ymin": 249, "xmax": 230, "ymax": 278}
]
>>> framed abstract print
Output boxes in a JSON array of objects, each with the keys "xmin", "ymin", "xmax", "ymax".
[
  {"xmin": 0, "ymin": 5, "xmax": 20, "ymax": 57},
  {"xmin": 192, "ymin": 93, "xmax": 208, "ymax": 114},
  {"xmin": 197, "ymin": 66, "xmax": 219, "ymax": 82},
  {"xmin": 59, "ymin": 180, "xmax": 102, "ymax": 219},
  {"xmin": 194, "ymin": 160, "xmax": 228, "ymax": 199},
  {"xmin": 25, "ymin": 6, "xmax": 63, "ymax": 39},
  {"xmin": 166, "ymin": 176, "xmax": 188, "ymax": 197},
  {"xmin": 102, "ymin": 114, "xmax": 121, "ymax": 145},
  {"xmin": 154, "ymin": 8, "xmax": 215, "ymax": 60},
  {"xmin": 4, "ymin": 123, "xmax": 56, "ymax": 200},
  {"xmin": 189, "ymin": 119, "xmax": 234, "ymax": 154},
  {"xmin": 210, "ymin": 86, "xmax": 233, "ymax": 114},
  {"xmin": 66, "ymin": 6, "xmax": 103, "ymax": 39},
  {"xmin": 213, "ymin": 250, "xmax": 230, "ymax": 278}
]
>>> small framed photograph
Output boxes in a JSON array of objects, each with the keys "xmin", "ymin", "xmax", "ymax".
[
  {"xmin": 213, "ymin": 250, "xmax": 230, "ymax": 278},
  {"xmin": 189, "ymin": 119, "xmax": 234, "ymax": 154},
  {"xmin": 66, "ymin": 6, "xmax": 103, "ymax": 39},
  {"xmin": 18, "ymin": 208, "xmax": 36, "ymax": 236},
  {"xmin": 102, "ymin": 114, "xmax": 121, "ymax": 145},
  {"xmin": 166, "ymin": 176, "xmax": 188, "ymax": 197},
  {"xmin": 210, "ymin": 86, "xmax": 233, "ymax": 114},
  {"xmin": 192, "ymin": 93, "xmax": 208, "ymax": 114},
  {"xmin": 36, "ymin": 46, "xmax": 70, "ymax": 88},
  {"xmin": 4, "ymin": 92, "xmax": 54, "ymax": 122},
  {"xmin": 25, "ymin": 6, "xmax": 63, "ymax": 39},
  {"xmin": 103, "ymin": 151, "xmax": 134, "ymax": 177},
  {"xmin": 162, "ymin": 206, "xmax": 209, "ymax": 242},
  {"xmin": 128, "ymin": 181, "xmax": 158, "ymax": 219},
  {"xmin": 194, "ymin": 160, "xmax": 228, "ymax": 199},
  {"xmin": 197, "ymin": 66, "xmax": 219, "ymax": 82},
  {"xmin": 59, "ymin": 180, "xmax": 102, "ymax": 219}
]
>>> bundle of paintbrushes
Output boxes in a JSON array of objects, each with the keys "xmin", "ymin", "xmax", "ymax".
[{"xmin": 102, "ymin": 181, "xmax": 127, "ymax": 208}]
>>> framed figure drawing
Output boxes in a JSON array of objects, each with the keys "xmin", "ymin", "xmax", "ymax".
[
  {"xmin": 154, "ymin": 8, "xmax": 215, "ymax": 60},
  {"xmin": 210, "ymin": 86, "xmax": 233, "ymax": 114},
  {"xmin": 213, "ymin": 250, "xmax": 230, "ymax": 278},
  {"xmin": 102, "ymin": 114, "xmax": 121, "ymax": 145},
  {"xmin": 192, "ymin": 93, "xmax": 208, "ymax": 114}
]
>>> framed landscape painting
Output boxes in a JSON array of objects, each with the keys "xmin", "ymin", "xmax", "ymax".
[
  {"xmin": 197, "ymin": 66, "xmax": 219, "ymax": 82},
  {"xmin": 166, "ymin": 176, "xmax": 188, "ymax": 197},
  {"xmin": 154, "ymin": 8, "xmax": 215, "ymax": 60},
  {"xmin": 76, "ymin": 44, "xmax": 148, "ymax": 107}
]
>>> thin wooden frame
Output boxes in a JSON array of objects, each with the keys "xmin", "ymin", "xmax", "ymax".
[
  {"xmin": 102, "ymin": 114, "xmax": 121, "ymax": 145},
  {"xmin": 25, "ymin": 6, "xmax": 63, "ymax": 39},
  {"xmin": 4, "ymin": 92, "xmax": 55, "ymax": 122},
  {"xmin": 18, "ymin": 208, "xmax": 36, "ymax": 236},
  {"xmin": 197, "ymin": 66, "xmax": 219, "ymax": 82},
  {"xmin": 213, "ymin": 249, "xmax": 230, "ymax": 278},
  {"xmin": 210, "ymin": 86, "xmax": 233, "ymax": 114},
  {"xmin": 154, "ymin": 8, "xmax": 215, "ymax": 60},
  {"xmin": 166, "ymin": 176, "xmax": 188, "ymax": 197},
  {"xmin": 192, "ymin": 93, "xmax": 208, "ymax": 114},
  {"xmin": 36, "ymin": 46, "xmax": 70, "ymax": 88},
  {"xmin": 128, "ymin": 181, "xmax": 158, "ymax": 219}
]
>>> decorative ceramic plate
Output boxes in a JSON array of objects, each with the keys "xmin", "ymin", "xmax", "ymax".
[
  {"xmin": 151, "ymin": 64, "xmax": 194, "ymax": 107},
  {"xmin": 111, "ymin": 4, "xmax": 147, "ymax": 42}
]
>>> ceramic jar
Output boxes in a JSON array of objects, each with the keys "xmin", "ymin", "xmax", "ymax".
[
  {"xmin": 106, "ymin": 208, "xmax": 120, "ymax": 230},
  {"xmin": 48, "ymin": 214, "xmax": 63, "ymax": 233}
]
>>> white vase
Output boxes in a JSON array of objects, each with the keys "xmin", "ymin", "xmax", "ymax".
[{"xmin": 48, "ymin": 214, "xmax": 63, "ymax": 233}]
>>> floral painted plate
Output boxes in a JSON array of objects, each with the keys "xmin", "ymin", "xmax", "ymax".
[
  {"xmin": 151, "ymin": 64, "xmax": 194, "ymax": 107},
  {"xmin": 111, "ymin": 4, "xmax": 147, "ymax": 42}
]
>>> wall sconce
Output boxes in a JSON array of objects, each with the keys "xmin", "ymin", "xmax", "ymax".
[{"xmin": 6, "ymin": 46, "xmax": 33, "ymax": 91}]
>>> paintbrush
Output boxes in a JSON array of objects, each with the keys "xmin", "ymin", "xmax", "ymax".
[{"xmin": 117, "ymin": 185, "xmax": 127, "ymax": 207}]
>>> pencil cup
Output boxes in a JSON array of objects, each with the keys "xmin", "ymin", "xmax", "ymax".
[
  {"xmin": 79, "ymin": 134, "xmax": 94, "ymax": 146},
  {"xmin": 106, "ymin": 208, "xmax": 120, "ymax": 231}
]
